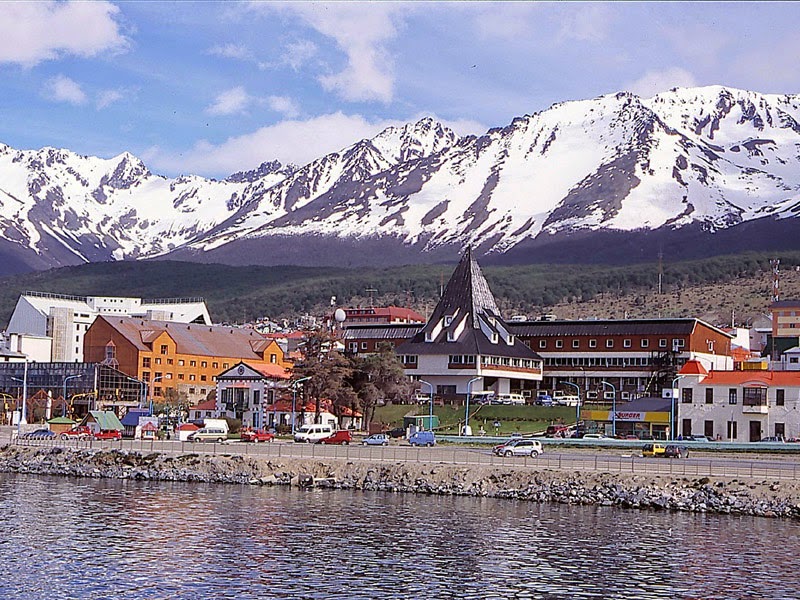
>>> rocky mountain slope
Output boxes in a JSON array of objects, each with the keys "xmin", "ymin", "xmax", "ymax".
[{"xmin": 2, "ymin": 86, "xmax": 800, "ymax": 274}]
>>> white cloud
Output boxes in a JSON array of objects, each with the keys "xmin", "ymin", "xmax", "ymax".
[
  {"xmin": 207, "ymin": 43, "xmax": 252, "ymax": 61},
  {"xmin": 558, "ymin": 4, "xmax": 612, "ymax": 43},
  {"xmin": 143, "ymin": 112, "xmax": 479, "ymax": 177},
  {"xmin": 97, "ymin": 89, "xmax": 125, "ymax": 109},
  {"xmin": 206, "ymin": 87, "xmax": 254, "ymax": 116},
  {"xmin": 625, "ymin": 67, "xmax": 698, "ymax": 98},
  {"xmin": 269, "ymin": 4, "xmax": 405, "ymax": 103},
  {"xmin": 268, "ymin": 96, "xmax": 300, "ymax": 118},
  {"xmin": 0, "ymin": 1, "xmax": 127, "ymax": 66},
  {"xmin": 281, "ymin": 39, "xmax": 317, "ymax": 71},
  {"xmin": 45, "ymin": 75, "xmax": 87, "ymax": 105}
]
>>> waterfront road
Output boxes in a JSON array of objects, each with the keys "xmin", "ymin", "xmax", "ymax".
[{"xmin": 11, "ymin": 435, "xmax": 800, "ymax": 481}]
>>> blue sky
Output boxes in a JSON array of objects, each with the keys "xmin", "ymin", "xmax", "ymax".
[{"xmin": 1, "ymin": 1, "xmax": 799, "ymax": 179}]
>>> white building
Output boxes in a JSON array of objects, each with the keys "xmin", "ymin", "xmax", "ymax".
[
  {"xmin": 676, "ymin": 359, "xmax": 800, "ymax": 442},
  {"xmin": 6, "ymin": 292, "xmax": 211, "ymax": 362},
  {"xmin": 395, "ymin": 248, "xmax": 543, "ymax": 401}
]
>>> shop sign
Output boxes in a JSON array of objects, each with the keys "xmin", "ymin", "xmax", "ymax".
[{"xmin": 613, "ymin": 411, "xmax": 645, "ymax": 421}]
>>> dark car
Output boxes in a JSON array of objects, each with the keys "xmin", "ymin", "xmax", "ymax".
[
  {"xmin": 664, "ymin": 444, "xmax": 689, "ymax": 458},
  {"xmin": 386, "ymin": 427, "xmax": 406, "ymax": 439},
  {"xmin": 21, "ymin": 429, "xmax": 56, "ymax": 440}
]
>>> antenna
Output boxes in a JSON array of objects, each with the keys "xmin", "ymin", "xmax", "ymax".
[
  {"xmin": 770, "ymin": 258, "xmax": 780, "ymax": 302},
  {"xmin": 365, "ymin": 287, "xmax": 377, "ymax": 308}
]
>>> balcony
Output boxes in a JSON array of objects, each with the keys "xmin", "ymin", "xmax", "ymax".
[{"xmin": 742, "ymin": 403, "xmax": 769, "ymax": 414}]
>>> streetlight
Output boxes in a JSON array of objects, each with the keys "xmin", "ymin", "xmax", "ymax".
[
  {"xmin": 63, "ymin": 374, "xmax": 81, "ymax": 418},
  {"xmin": 463, "ymin": 377, "xmax": 481, "ymax": 436},
  {"xmin": 291, "ymin": 376, "xmax": 311, "ymax": 435},
  {"xmin": 10, "ymin": 360, "xmax": 28, "ymax": 435},
  {"xmin": 561, "ymin": 380, "xmax": 582, "ymax": 425},
  {"xmin": 670, "ymin": 375, "xmax": 685, "ymax": 441},
  {"xmin": 601, "ymin": 380, "xmax": 616, "ymax": 437},
  {"xmin": 146, "ymin": 375, "xmax": 164, "ymax": 416},
  {"xmin": 419, "ymin": 379, "xmax": 433, "ymax": 432}
]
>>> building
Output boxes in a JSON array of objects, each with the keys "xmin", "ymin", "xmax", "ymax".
[
  {"xmin": 215, "ymin": 361, "xmax": 290, "ymax": 429},
  {"xmin": 676, "ymin": 359, "xmax": 800, "ymax": 441},
  {"xmin": 6, "ymin": 291, "xmax": 212, "ymax": 363},
  {"xmin": 343, "ymin": 323, "xmax": 425, "ymax": 355},
  {"xmin": 339, "ymin": 306, "xmax": 425, "ymax": 327},
  {"xmin": 510, "ymin": 318, "xmax": 734, "ymax": 401},
  {"xmin": 767, "ymin": 300, "xmax": 800, "ymax": 358},
  {"xmin": 581, "ymin": 396, "xmax": 673, "ymax": 439},
  {"xmin": 83, "ymin": 316, "xmax": 292, "ymax": 406},
  {"xmin": 394, "ymin": 248, "xmax": 543, "ymax": 401}
]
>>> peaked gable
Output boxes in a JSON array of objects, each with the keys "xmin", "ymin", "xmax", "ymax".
[{"xmin": 216, "ymin": 361, "xmax": 268, "ymax": 380}]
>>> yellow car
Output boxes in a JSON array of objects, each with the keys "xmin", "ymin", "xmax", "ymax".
[{"xmin": 642, "ymin": 443, "xmax": 666, "ymax": 457}]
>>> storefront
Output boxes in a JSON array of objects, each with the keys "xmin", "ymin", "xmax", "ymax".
[{"xmin": 580, "ymin": 397, "xmax": 672, "ymax": 439}]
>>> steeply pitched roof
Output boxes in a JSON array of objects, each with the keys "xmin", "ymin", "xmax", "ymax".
[{"xmin": 87, "ymin": 410, "xmax": 124, "ymax": 431}]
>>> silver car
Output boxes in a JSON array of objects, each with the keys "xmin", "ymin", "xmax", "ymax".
[{"xmin": 496, "ymin": 438, "xmax": 543, "ymax": 457}]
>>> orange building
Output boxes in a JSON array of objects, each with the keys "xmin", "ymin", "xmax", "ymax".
[{"xmin": 84, "ymin": 316, "xmax": 292, "ymax": 405}]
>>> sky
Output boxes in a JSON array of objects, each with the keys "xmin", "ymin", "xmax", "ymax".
[{"xmin": 1, "ymin": 1, "xmax": 799, "ymax": 179}]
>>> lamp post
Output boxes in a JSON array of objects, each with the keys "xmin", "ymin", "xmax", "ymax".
[
  {"xmin": 291, "ymin": 376, "xmax": 311, "ymax": 435},
  {"xmin": 601, "ymin": 380, "xmax": 617, "ymax": 437},
  {"xmin": 10, "ymin": 360, "xmax": 28, "ymax": 435},
  {"xmin": 561, "ymin": 380, "xmax": 582, "ymax": 425},
  {"xmin": 463, "ymin": 377, "xmax": 481, "ymax": 436},
  {"xmin": 419, "ymin": 379, "xmax": 434, "ymax": 431},
  {"xmin": 147, "ymin": 375, "xmax": 164, "ymax": 416},
  {"xmin": 670, "ymin": 375, "xmax": 685, "ymax": 441},
  {"xmin": 63, "ymin": 374, "xmax": 81, "ymax": 418}
]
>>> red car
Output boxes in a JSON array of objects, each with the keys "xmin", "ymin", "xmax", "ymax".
[
  {"xmin": 240, "ymin": 429, "xmax": 274, "ymax": 443},
  {"xmin": 319, "ymin": 430, "xmax": 353, "ymax": 445},
  {"xmin": 60, "ymin": 425, "xmax": 93, "ymax": 440},
  {"xmin": 93, "ymin": 430, "xmax": 122, "ymax": 441}
]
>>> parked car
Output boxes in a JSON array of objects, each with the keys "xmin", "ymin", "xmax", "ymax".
[
  {"xmin": 494, "ymin": 438, "xmax": 543, "ymax": 457},
  {"xmin": 21, "ymin": 429, "xmax": 56, "ymax": 440},
  {"xmin": 642, "ymin": 443, "xmax": 667, "ymax": 457},
  {"xmin": 187, "ymin": 427, "xmax": 228, "ymax": 443},
  {"xmin": 293, "ymin": 424, "xmax": 335, "ymax": 443},
  {"xmin": 664, "ymin": 444, "xmax": 689, "ymax": 458},
  {"xmin": 60, "ymin": 425, "xmax": 93, "ymax": 440},
  {"xmin": 535, "ymin": 392, "xmax": 553, "ymax": 406},
  {"xmin": 319, "ymin": 430, "xmax": 353, "ymax": 445},
  {"xmin": 682, "ymin": 435, "xmax": 711, "ymax": 442},
  {"xmin": 362, "ymin": 433, "xmax": 390, "ymax": 446},
  {"xmin": 759, "ymin": 436, "xmax": 785, "ymax": 443},
  {"xmin": 582, "ymin": 433, "xmax": 609, "ymax": 440},
  {"xmin": 408, "ymin": 430, "xmax": 435, "ymax": 447},
  {"xmin": 552, "ymin": 390, "xmax": 580, "ymax": 407},
  {"xmin": 545, "ymin": 424, "xmax": 571, "ymax": 438},
  {"xmin": 386, "ymin": 427, "xmax": 406, "ymax": 439},
  {"xmin": 93, "ymin": 430, "xmax": 122, "ymax": 441},
  {"xmin": 240, "ymin": 429, "xmax": 274, "ymax": 443}
]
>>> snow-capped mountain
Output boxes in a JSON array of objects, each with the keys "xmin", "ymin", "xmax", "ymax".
[{"xmin": 2, "ymin": 86, "xmax": 800, "ymax": 275}]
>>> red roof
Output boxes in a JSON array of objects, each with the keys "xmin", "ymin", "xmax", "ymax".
[
  {"xmin": 141, "ymin": 422, "xmax": 158, "ymax": 432},
  {"xmin": 177, "ymin": 423, "xmax": 199, "ymax": 431},
  {"xmin": 190, "ymin": 398, "xmax": 217, "ymax": 411},
  {"xmin": 694, "ymin": 370, "xmax": 800, "ymax": 386},
  {"xmin": 255, "ymin": 364, "xmax": 291, "ymax": 379},
  {"xmin": 337, "ymin": 405, "xmax": 363, "ymax": 417},
  {"xmin": 678, "ymin": 360, "xmax": 708, "ymax": 375}
]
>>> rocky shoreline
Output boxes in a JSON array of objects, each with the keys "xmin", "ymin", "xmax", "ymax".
[{"xmin": 3, "ymin": 444, "xmax": 800, "ymax": 519}]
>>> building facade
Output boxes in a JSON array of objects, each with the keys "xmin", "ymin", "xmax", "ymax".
[
  {"xmin": 84, "ymin": 316, "xmax": 291, "ymax": 406},
  {"xmin": 339, "ymin": 306, "xmax": 425, "ymax": 327},
  {"xmin": 215, "ymin": 362, "xmax": 289, "ymax": 429},
  {"xmin": 676, "ymin": 359, "xmax": 800, "ymax": 441},
  {"xmin": 394, "ymin": 248, "xmax": 543, "ymax": 401},
  {"xmin": 6, "ymin": 292, "xmax": 212, "ymax": 363}
]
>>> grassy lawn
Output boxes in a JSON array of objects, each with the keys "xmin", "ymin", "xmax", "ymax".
[{"xmin": 372, "ymin": 403, "xmax": 578, "ymax": 436}]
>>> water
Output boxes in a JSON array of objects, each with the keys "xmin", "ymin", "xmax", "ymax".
[{"xmin": 0, "ymin": 473, "xmax": 796, "ymax": 599}]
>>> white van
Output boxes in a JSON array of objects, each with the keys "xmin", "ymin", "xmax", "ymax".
[
  {"xmin": 495, "ymin": 393, "xmax": 526, "ymax": 405},
  {"xmin": 187, "ymin": 427, "xmax": 228, "ymax": 443},
  {"xmin": 293, "ymin": 424, "xmax": 335, "ymax": 443}
]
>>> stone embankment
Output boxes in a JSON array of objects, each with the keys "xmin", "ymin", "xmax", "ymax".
[{"xmin": 3, "ymin": 444, "xmax": 800, "ymax": 519}]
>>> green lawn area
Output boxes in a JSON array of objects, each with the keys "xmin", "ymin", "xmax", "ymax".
[{"xmin": 372, "ymin": 403, "xmax": 578, "ymax": 436}]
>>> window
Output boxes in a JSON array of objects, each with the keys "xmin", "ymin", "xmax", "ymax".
[
  {"xmin": 75, "ymin": 336, "xmax": 80, "ymax": 342},
  {"xmin": 178, "ymin": 359, "xmax": 184, "ymax": 366},
  {"xmin": 189, "ymin": 387, "xmax": 195, "ymax": 394},
  {"xmin": 672, "ymin": 338, "xmax": 685, "ymax": 348},
  {"xmin": 76, "ymin": 324, "xmax": 80, "ymax": 331},
  {"xmin": 572, "ymin": 339, "xmax": 580, "ymax": 349},
  {"xmin": 167, "ymin": 359, "xmax": 174, "ymax": 365},
  {"xmin": 189, "ymin": 374, "xmax": 196, "ymax": 381},
  {"xmin": 160, "ymin": 344, "xmax": 168, "ymax": 355},
  {"xmin": 212, "ymin": 362, "xmax": 219, "ymax": 369},
  {"xmin": 727, "ymin": 421, "xmax": 738, "ymax": 440},
  {"xmin": 201, "ymin": 375, "xmax": 207, "ymax": 381},
  {"xmin": 640, "ymin": 339, "xmax": 649, "ymax": 348},
  {"xmin": 792, "ymin": 357, "xmax": 799, "ymax": 364},
  {"xmin": 142, "ymin": 371, "xmax": 150, "ymax": 381},
  {"xmin": 539, "ymin": 340, "xmax": 546, "ymax": 349},
  {"xmin": 606, "ymin": 339, "xmax": 614, "ymax": 348},
  {"xmin": 155, "ymin": 357, "xmax": 162, "ymax": 365},
  {"xmin": 589, "ymin": 339, "xmax": 597, "ymax": 348},
  {"xmin": 743, "ymin": 387, "xmax": 767, "ymax": 406},
  {"xmin": 142, "ymin": 357, "xmax": 151, "ymax": 368},
  {"xmin": 361, "ymin": 342, "xmax": 368, "ymax": 350},
  {"xmin": 401, "ymin": 355, "xmax": 417, "ymax": 366},
  {"xmin": 201, "ymin": 361, "xmax": 207, "ymax": 368},
  {"xmin": 776, "ymin": 422, "xmax": 786, "ymax": 439},
  {"xmin": 555, "ymin": 340, "xmax": 563, "ymax": 349},
  {"xmin": 777, "ymin": 389, "xmax": 785, "ymax": 406},
  {"xmin": 659, "ymin": 338, "xmax": 667, "ymax": 348},
  {"xmin": 104, "ymin": 343, "xmax": 116, "ymax": 362},
  {"xmin": 190, "ymin": 360, "xmax": 197, "ymax": 367},
  {"xmin": 623, "ymin": 339, "xmax": 631, "ymax": 348},
  {"xmin": 705, "ymin": 388, "xmax": 714, "ymax": 404},
  {"xmin": 165, "ymin": 373, "xmax": 172, "ymax": 380},
  {"xmin": 178, "ymin": 374, "xmax": 185, "ymax": 380},
  {"xmin": 681, "ymin": 388, "xmax": 693, "ymax": 404},
  {"xmin": 704, "ymin": 420, "xmax": 714, "ymax": 438},
  {"xmin": 223, "ymin": 363, "xmax": 229, "ymax": 368},
  {"xmin": 728, "ymin": 389, "xmax": 737, "ymax": 404},
  {"xmin": 270, "ymin": 353, "xmax": 277, "ymax": 364},
  {"xmin": 200, "ymin": 388, "xmax": 206, "ymax": 395}
]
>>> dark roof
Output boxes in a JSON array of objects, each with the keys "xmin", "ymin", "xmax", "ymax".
[
  {"xmin": 397, "ymin": 328, "xmax": 541, "ymax": 359},
  {"xmin": 342, "ymin": 324, "xmax": 424, "ymax": 340},
  {"xmin": 618, "ymin": 397, "xmax": 672, "ymax": 412},
  {"xmin": 121, "ymin": 409, "xmax": 149, "ymax": 427},
  {"xmin": 509, "ymin": 318, "xmax": 732, "ymax": 338},
  {"xmin": 771, "ymin": 300, "xmax": 800, "ymax": 308}
]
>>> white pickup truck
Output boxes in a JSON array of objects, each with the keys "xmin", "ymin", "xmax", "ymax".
[{"xmin": 552, "ymin": 390, "xmax": 580, "ymax": 406}]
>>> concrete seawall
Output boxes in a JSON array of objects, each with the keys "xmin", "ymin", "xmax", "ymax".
[{"xmin": 2, "ymin": 444, "xmax": 800, "ymax": 519}]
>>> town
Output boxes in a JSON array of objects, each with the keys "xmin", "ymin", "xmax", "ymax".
[{"xmin": 1, "ymin": 248, "xmax": 798, "ymax": 448}]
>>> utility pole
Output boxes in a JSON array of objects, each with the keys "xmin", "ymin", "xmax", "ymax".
[
  {"xmin": 770, "ymin": 258, "xmax": 780, "ymax": 302},
  {"xmin": 365, "ymin": 287, "xmax": 377, "ymax": 308},
  {"xmin": 657, "ymin": 250, "xmax": 663, "ymax": 295}
]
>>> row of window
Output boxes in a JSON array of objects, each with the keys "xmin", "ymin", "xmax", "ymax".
[
  {"xmin": 532, "ymin": 338, "xmax": 686, "ymax": 350},
  {"xmin": 481, "ymin": 356, "xmax": 538, "ymax": 369},
  {"xmin": 142, "ymin": 357, "xmax": 230, "ymax": 370},
  {"xmin": 545, "ymin": 357, "xmax": 655, "ymax": 367},
  {"xmin": 151, "ymin": 386, "xmax": 208, "ymax": 397},
  {"xmin": 682, "ymin": 388, "xmax": 786, "ymax": 406},
  {"xmin": 143, "ymin": 371, "xmax": 213, "ymax": 383}
]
